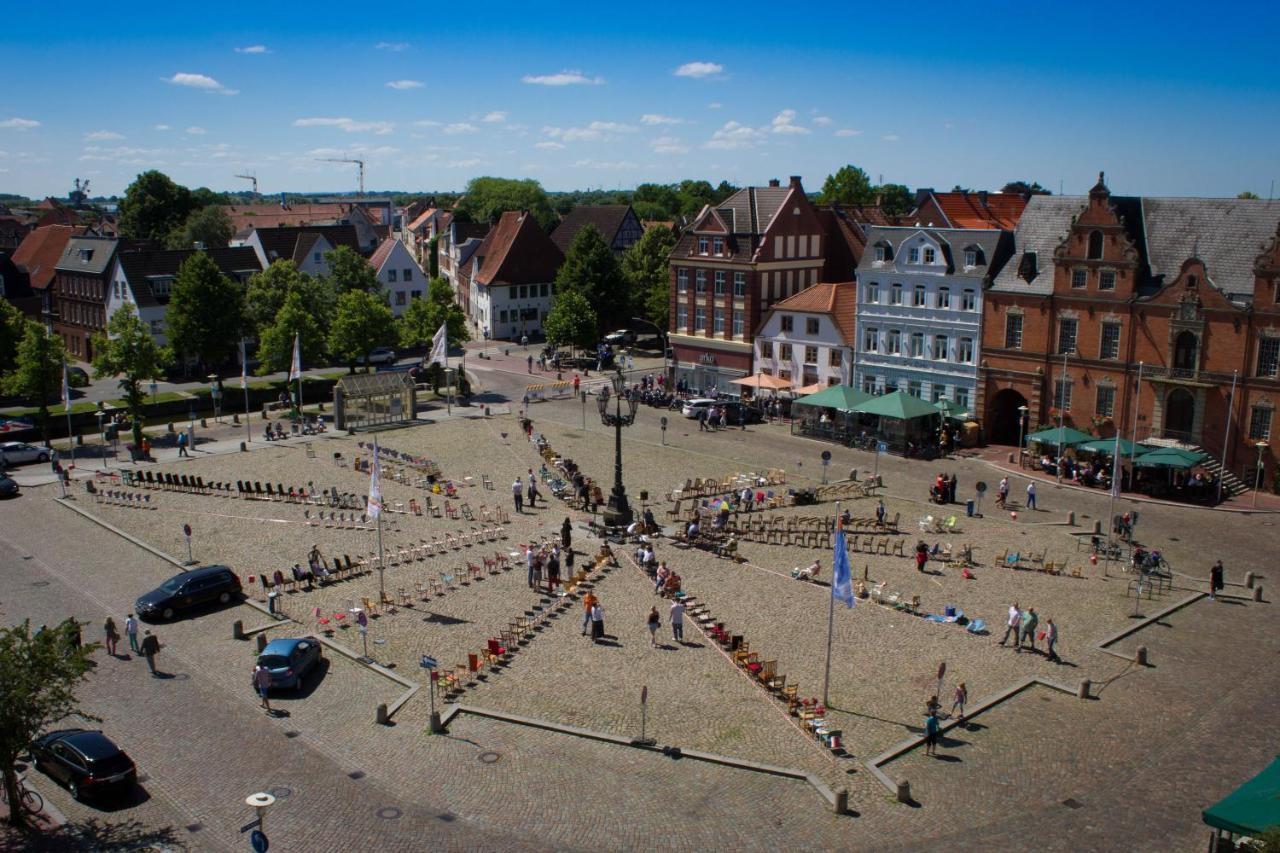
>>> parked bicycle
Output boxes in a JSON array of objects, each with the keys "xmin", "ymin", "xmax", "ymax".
[{"xmin": 1, "ymin": 772, "xmax": 44, "ymax": 817}]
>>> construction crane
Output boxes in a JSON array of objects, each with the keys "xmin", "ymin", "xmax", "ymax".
[
  {"xmin": 234, "ymin": 172, "xmax": 258, "ymax": 194},
  {"xmin": 315, "ymin": 157, "xmax": 365, "ymax": 197}
]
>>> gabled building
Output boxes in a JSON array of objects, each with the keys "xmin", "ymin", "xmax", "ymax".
[
  {"xmin": 754, "ymin": 282, "xmax": 858, "ymax": 390},
  {"xmin": 854, "ymin": 225, "xmax": 1013, "ymax": 414},
  {"xmin": 52, "ymin": 235, "xmax": 123, "ymax": 360},
  {"xmin": 667, "ymin": 176, "xmax": 833, "ymax": 391},
  {"xmin": 439, "ymin": 220, "xmax": 490, "ymax": 317},
  {"xmin": 908, "ymin": 189, "xmax": 1027, "ymax": 230},
  {"xmin": 367, "ymin": 237, "xmax": 425, "ymax": 317},
  {"xmin": 550, "ymin": 205, "xmax": 644, "ymax": 257},
  {"xmin": 105, "ymin": 247, "xmax": 263, "ymax": 346},
  {"xmin": 0, "ymin": 214, "xmax": 34, "ymax": 251},
  {"xmin": 467, "ymin": 211, "xmax": 563, "ymax": 341},
  {"xmin": 978, "ymin": 174, "xmax": 1280, "ymax": 490},
  {"xmin": 12, "ymin": 224, "xmax": 85, "ymax": 319},
  {"xmin": 405, "ymin": 206, "xmax": 450, "ymax": 267},
  {"xmin": 232, "ymin": 225, "xmax": 364, "ymax": 276}
]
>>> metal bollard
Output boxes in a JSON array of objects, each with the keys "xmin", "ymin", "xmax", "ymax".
[
  {"xmin": 834, "ymin": 788, "xmax": 848, "ymax": 814},
  {"xmin": 1245, "ymin": 572, "xmax": 1255, "ymax": 589},
  {"xmin": 896, "ymin": 778, "xmax": 911, "ymax": 803},
  {"xmin": 376, "ymin": 703, "xmax": 389, "ymax": 725},
  {"xmin": 240, "ymin": 442, "xmax": 247, "ymax": 452},
  {"xmin": 256, "ymin": 633, "xmax": 267, "ymax": 653},
  {"xmin": 1077, "ymin": 678, "xmax": 1090, "ymax": 699},
  {"xmin": 1067, "ymin": 510, "xmax": 1075, "ymax": 526},
  {"xmin": 1135, "ymin": 645, "xmax": 1148, "ymax": 666},
  {"xmin": 1093, "ymin": 520, "xmax": 1102, "ymax": 535},
  {"xmin": 849, "ymin": 468, "xmax": 858, "ymax": 482},
  {"xmin": 1254, "ymin": 585, "xmax": 1263, "ymax": 603},
  {"xmin": 232, "ymin": 619, "xmax": 244, "ymax": 640}
]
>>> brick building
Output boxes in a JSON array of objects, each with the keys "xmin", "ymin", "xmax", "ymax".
[
  {"xmin": 52, "ymin": 235, "xmax": 122, "ymax": 360},
  {"xmin": 979, "ymin": 174, "xmax": 1280, "ymax": 489}
]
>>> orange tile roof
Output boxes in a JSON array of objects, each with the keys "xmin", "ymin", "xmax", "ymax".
[
  {"xmin": 474, "ymin": 211, "xmax": 563, "ymax": 285},
  {"xmin": 767, "ymin": 281, "xmax": 858, "ymax": 346},
  {"xmin": 12, "ymin": 224, "xmax": 85, "ymax": 290},
  {"xmin": 931, "ymin": 192, "xmax": 1027, "ymax": 229}
]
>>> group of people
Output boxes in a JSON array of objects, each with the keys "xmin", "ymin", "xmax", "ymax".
[
  {"xmin": 697, "ymin": 405, "xmax": 738, "ymax": 431},
  {"xmin": 994, "ymin": 476, "xmax": 1037, "ymax": 510},
  {"xmin": 525, "ymin": 537, "xmax": 572, "ymax": 595},
  {"xmin": 512, "ymin": 471, "xmax": 544, "ymax": 513},
  {"xmin": 929, "ymin": 472, "xmax": 959, "ymax": 504},
  {"xmin": 997, "ymin": 602, "xmax": 1060, "ymax": 662},
  {"xmin": 922, "ymin": 682, "xmax": 968, "ymax": 756},
  {"xmin": 101, "ymin": 614, "xmax": 163, "ymax": 675}
]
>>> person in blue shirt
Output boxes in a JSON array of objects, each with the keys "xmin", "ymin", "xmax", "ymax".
[{"xmin": 924, "ymin": 711, "xmax": 940, "ymax": 756}]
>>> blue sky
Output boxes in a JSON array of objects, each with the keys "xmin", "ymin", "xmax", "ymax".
[{"xmin": 2, "ymin": 1, "xmax": 1278, "ymax": 198}]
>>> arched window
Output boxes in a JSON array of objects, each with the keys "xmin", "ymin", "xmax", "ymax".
[{"xmin": 1087, "ymin": 230, "xmax": 1104, "ymax": 260}]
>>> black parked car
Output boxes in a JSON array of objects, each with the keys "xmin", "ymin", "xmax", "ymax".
[
  {"xmin": 719, "ymin": 401, "xmax": 766, "ymax": 425},
  {"xmin": 0, "ymin": 473, "xmax": 18, "ymax": 498},
  {"xmin": 135, "ymin": 564, "xmax": 242, "ymax": 621},
  {"xmin": 30, "ymin": 729, "xmax": 137, "ymax": 801}
]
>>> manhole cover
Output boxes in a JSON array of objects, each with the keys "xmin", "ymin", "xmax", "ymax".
[
  {"xmin": 185, "ymin": 823, "xmax": 203, "ymax": 833},
  {"xmin": 270, "ymin": 786, "xmax": 293, "ymax": 799},
  {"xmin": 1062, "ymin": 798, "xmax": 1083, "ymax": 810},
  {"xmin": 478, "ymin": 751, "xmax": 501, "ymax": 764},
  {"xmin": 376, "ymin": 807, "xmax": 402, "ymax": 820},
  {"xmin": 285, "ymin": 731, "xmax": 300, "ymax": 739},
  {"xmin": 31, "ymin": 581, "xmax": 49, "ymax": 587},
  {"xmin": 438, "ymin": 812, "xmax": 457, "ymax": 822},
  {"xmin": 348, "ymin": 771, "xmax": 366, "ymax": 780}
]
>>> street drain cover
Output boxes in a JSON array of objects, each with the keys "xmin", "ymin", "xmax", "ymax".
[
  {"xmin": 285, "ymin": 731, "xmax": 300, "ymax": 739},
  {"xmin": 185, "ymin": 823, "xmax": 203, "ymax": 833},
  {"xmin": 31, "ymin": 581, "xmax": 49, "ymax": 587},
  {"xmin": 478, "ymin": 751, "xmax": 501, "ymax": 764},
  {"xmin": 270, "ymin": 787, "xmax": 293, "ymax": 799},
  {"xmin": 377, "ymin": 807, "xmax": 402, "ymax": 820},
  {"xmin": 348, "ymin": 771, "xmax": 366, "ymax": 780},
  {"xmin": 438, "ymin": 812, "xmax": 457, "ymax": 822},
  {"xmin": 1062, "ymin": 798, "xmax": 1083, "ymax": 809}
]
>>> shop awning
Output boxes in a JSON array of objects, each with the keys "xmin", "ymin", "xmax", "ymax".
[
  {"xmin": 1134, "ymin": 446, "xmax": 1208, "ymax": 468},
  {"xmin": 1026, "ymin": 426, "xmax": 1093, "ymax": 447},
  {"xmin": 789, "ymin": 382, "xmax": 827, "ymax": 396},
  {"xmin": 729, "ymin": 373, "xmax": 793, "ymax": 390},
  {"xmin": 1203, "ymin": 755, "xmax": 1280, "ymax": 837},
  {"xmin": 792, "ymin": 385, "xmax": 872, "ymax": 412},
  {"xmin": 934, "ymin": 399, "xmax": 971, "ymax": 419},
  {"xmin": 853, "ymin": 390, "xmax": 942, "ymax": 421},
  {"xmin": 1076, "ymin": 437, "xmax": 1151, "ymax": 457}
]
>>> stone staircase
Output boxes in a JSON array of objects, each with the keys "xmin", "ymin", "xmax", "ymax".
[{"xmin": 1140, "ymin": 436, "xmax": 1249, "ymax": 497}]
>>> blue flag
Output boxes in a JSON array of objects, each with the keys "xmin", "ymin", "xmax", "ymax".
[{"xmin": 832, "ymin": 524, "xmax": 854, "ymax": 608}]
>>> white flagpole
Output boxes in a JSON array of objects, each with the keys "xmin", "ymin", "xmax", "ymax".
[
  {"xmin": 1217, "ymin": 370, "xmax": 1238, "ymax": 505},
  {"xmin": 1128, "ymin": 361, "xmax": 1144, "ymax": 484},
  {"xmin": 241, "ymin": 339, "xmax": 252, "ymax": 444},
  {"xmin": 822, "ymin": 501, "xmax": 840, "ymax": 706},
  {"xmin": 369, "ymin": 438, "xmax": 385, "ymax": 603},
  {"xmin": 62, "ymin": 360, "xmax": 76, "ymax": 470}
]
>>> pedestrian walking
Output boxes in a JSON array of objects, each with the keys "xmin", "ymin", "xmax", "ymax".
[
  {"xmin": 589, "ymin": 602, "xmax": 605, "ymax": 641},
  {"xmin": 581, "ymin": 592, "xmax": 597, "ymax": 635},
  {"xmin": 669, "ymin": 599, "xmax": 685, "ymax": 643},
  {"xmin": 996, "ymin": 476, "xmax": 1009, "ymax": 508},
  {"xmin": 1045, "ymin": 618, "xmax": 1061, "ymax": 663},
  {"xmin": 924, "ymin": 710, "xmax": 940, "ymax": 756},
  {"xmin": 254, "ymin": 665, "xmax": 272, "ymax": 711},
  {"xmin": 1019, "ymin": 607, "xmax": 1039, "ymax": 653},
  {"xmin": 573, "ymin": 374, "xmax": 580, "ymax": 394},
  {"xmin": 951, "ymin": 682, "xmax": 967, "ymax": 721},
  {"xmin": 140, "ymin": 630, "xmax": 161, "ymax": 675},
  {"xmin": 531, "ymin": 554, "xmax": 543, "ymax": 590},
  {"xmin": 1025, "ymin": 481, "xmax": 1037, "ymax": 510},
  {"xmin": 527, "ymin": 354, "xmax": 534, "ymax": 373},
  {"xmin": 177, "ymin": 430, "xmax": 189, "ymax": 457},
  {"xmin": 526, "ymin": 547, "xmax": 537, "ymax": 588},
  {"xmin": 125, "ymin": 613, "xmax": 140, "ymax": 653},
  {"xmin": 1209, "ymin": 560, "xmax": 1224, "ymax": 601},
  {"xmin": 512, "ymin": 477, "xmax": 524, "ymax": 513},
  {"xmin": 546, "ymin": 549, "xmax": 560, "ymax": 593},
  {"xmin": 998, "ymin": 603, "xmax": 1020, "ymax": 646},
  {"xmin": 561, "ymin": 517, "xmax": 573, "ymax": 550},
  {"xmin": 647, "ymin": 607, "xmax": 661, "ymax": 647},
  {"xmin": 875, "ymin": 500, "xmax": 886, "ymax": 526},
  {"xmin": 103, "ymin": 617, "xmax": 120, "ymax": 656}
]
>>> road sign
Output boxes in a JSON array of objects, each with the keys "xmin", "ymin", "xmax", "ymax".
[
  {"xmin": 660, "ymin": 416, "xmax": 668, "ymax": 429},
  {"xmin": 876, "ymin": 441, "xmax": 888, "ymax": 454},
  {"xmin": 975, "ymin": 481, "xmax": 987, "ymax": 494},
  {"xmin": 183, "ymin": 523, "xmax": 192, "ymax": 538},
  {"xmin": 250, "ymin": 829, "xmax": 269, "ymax": 852},
  {"xmin": 821, "ymin": 450, "xmax": 832, "ymax": 462},
  {"xmin": 420, "ymin": 655, "xmax": 437, "ymax": 669}
]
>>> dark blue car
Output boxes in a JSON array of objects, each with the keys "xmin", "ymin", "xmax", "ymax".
[{"xmin": 254, "ymin": 636, "xmax": 323, "ymax": 691}]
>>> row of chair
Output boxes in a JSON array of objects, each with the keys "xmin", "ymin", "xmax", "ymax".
[
  {"xmin": 246, "ymin": 554, "xmax": 368, "ymax": 596},
  {"xmin": 124, "ymin": 470, "xmax": 208, "ymax": 492},
  {"xmin": 90, "ymin": 487, "xmax": 155, "ymax": 509}
]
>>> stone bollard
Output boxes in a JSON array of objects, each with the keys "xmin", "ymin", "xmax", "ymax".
[
  {"xmin": 896, "ymin": 778, "xmax": 911, "ymax": 803},
  {"xmin": 167, "ymin": 421, "xmax": 175, "ymax": 433},
  {"xmin": 201, "ymin": 418, "xmax": 208, "ymax": 428},
  {"xmin": 376, "ymin": 703, "xmax": 389, "ymax": 725},
  {"xmin": 833, "ymin": 788, "xmax": 848, "ymax": 814},
  {"xmin": 429, "ymin": 711, "xmax": 444, "ymax": 734},
  {"xmin": 232, "ymin": 619, "xmax": 244, "ymax": 640},
  {"xmin": 1067, "ymin": 510, "xmax": 1075, "ymax": 526},
  {"xmin": 1254, "ymin": 585, "xmax": 1263, "ymax": 603},
  {"xmin": 233, "ymin": 414, "xmax": 240, "ymax": 425},
  {"xmin": 1245, "ymin": 572, "xmax": 1255, "ymax": 589},
  {"xmin": 76, "ymin": 433, "xmax": 84, "ymax": 446},
  {"xmin": 1007, "ymin": 452, "xmax": 1015, "ymax": 463},
  {"xmin": 1135, "ymin": 645, "xmax": 1148, "ymax": 666},
  {"xmin": 256, "ymin": 633, "xmax": 267, "ymax": 653},
  {"xmin": 849, "ymin": 468, "xmax": 858, "ymax": 482},
  {"xmin": 240, "ymin": 442, "xmax": 247, "ymax": 452},
  {"xmin": 1093, "ymin": 519, "xmax": 1102, "ymax": 535},
  {"xmin": 1077, "ymin": 678, "xmax": 1090, "ymax": 699}
]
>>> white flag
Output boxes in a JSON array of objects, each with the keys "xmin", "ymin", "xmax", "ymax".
[
  {"xmin": 61, "ymin": 362, "xmax": 71, "ymax": 414},
  {"xmin": 239, "ymin": 340, "xmax": 248, "ymax": 390},
  {"xmin": 1110, "ymin": 438, "xmax": 1124, "ymax": 498},
  {"xmin": 429, "ymin": 323, "xmax": 447, "ymax": 367},
  {"xmin": 289, "ymin": 333, "xmax": 302, "ymax": 381},
  {"xmin": 366, "ymin": 438, "xmax": 382, "ymax": 520}
]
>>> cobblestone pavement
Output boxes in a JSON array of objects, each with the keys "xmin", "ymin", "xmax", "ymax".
[{"xmin": 2, "ymin": 393, "xmax": 1276, "ymax": 850}]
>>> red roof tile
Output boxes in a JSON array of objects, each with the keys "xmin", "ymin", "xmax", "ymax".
[
  {"xmin": 929, "ymin": 192, "xmax": 1027, "ymax": 230},
  {"xmin": 12, "ymin": 224, "xmax": 85, "ymax": 290},
  {"xmin": 767, "ymin": 281, "xmax": 858, "ymax": 346},
  {"xmin": 474, "ymin": 211, "xmax": 563, "ymax": 285}
]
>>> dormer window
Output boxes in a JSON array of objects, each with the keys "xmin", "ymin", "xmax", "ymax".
[
  {"xmin": 78, "ymin": 249, "xmax": 93, "ymax": 263},
  {"xmin": 964, "ymin": 249, "xmax": 976, "ymax": 267},
  {"xmin": 712, "ymin": 237, "xmax": 724, "ymax": 256},
  {"xmin": 908, "ymin": 247, "xmax": 920, "ymax": 263},
  {"xmin": 923, "ymin": 247, "xmax": 936, "ymax": 264},
  {"xmin": 874, "ymin": 242, "xmax": 892, "ymax": 262},
  {"xmin": 1018, "ymin": 251, "xmax": 1038, "ymax": 281},
  {"xmin": 698, "ymin": 237, "xmax": 709, "ymax": 255}
]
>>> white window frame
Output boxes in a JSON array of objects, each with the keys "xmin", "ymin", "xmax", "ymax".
[
  {"xmin": 962, "ymin": 289, "xmax": 976, "ymax": 311},
  {"xmin": 863, "ymin": 327, "xmax": 879, "ymax": 353}
]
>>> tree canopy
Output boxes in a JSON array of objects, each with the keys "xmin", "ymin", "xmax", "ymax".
[
  {"xmin": 554, "ymin": 225, "xmax": 627, "ymax": 330},
  {"xmin": 455, "ymin": 177, "xmax": 555, "ymax": 229},
  {"xmin": 92, "ymin": 304, "xmax": 171, "ymax": 450},
  {"xmin": 0, "ymin": 299, "xmax": 25, "ymax": 376},
  {"xmin": 399, "ymin": 277, "xmax": 469, "ymax": 349},
  {"xmin": 819, "ymin": 165, "xmax": 876, "ymax": 205},
  {"xmin": 324, "ymin": 245, "xmax": 380, "ymax": 295},
  {"xmin": 1001, "ymin": 180, "xmax": 1053, "ymax": 199},
  {"xmin": 2, "ymin": 321, "xmax": 66, "ymax": 445},
  {"xmin": 118, "ymin": 170, "xmax": 198, "ymax": 246},
  {"xmin": 257, "ymin": 290, "xmax": 325, "ymax": 375},
  {"xmin": 165, "ymin": 252, "xmax": 245, "ymax": 375},
  {"xmin": 328, "ymin": 289, "xmax": 395, "ymax": 371},
  {"xmin": 877, "ymin": 183, "xmax": 914, "ymax": 216},
  {"xmin": 167, "ymin": 205, "xmax": 234, "ymax": 250},
  {"xmin": 622, "ymin": 224, "xmax": 676, "ymax": 332},
  {"xmin": 543, "ymin": 289, "xmax": 598, "ymax": 351},
  {"xmin": 244, "ymin": 260, "xmax": 336, "ymax": 338},
  {"xmin": 1238, "ymin": 190, "xmax": 1261, "ymax": 200}
]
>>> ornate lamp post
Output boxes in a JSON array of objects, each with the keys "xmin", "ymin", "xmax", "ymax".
[{"xmin": 597, "ymin": 370, "xmax": 638, "ymax": 528}]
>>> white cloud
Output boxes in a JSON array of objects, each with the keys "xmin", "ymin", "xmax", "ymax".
[
  {"xmin": 649, "ymin": 136, "xmax": 689, "ymax": 155},
  {"xmin": 812, "ymin": 115, "xmax": 832, "ymax": 126},
  {"xmin": 674, "ymin": 61, "xmax": 724, "ymax": 79},
  {"xmin": 707, "ymin": 102, "xmax": 723, "ymax": 110},
  {"xmin": 293, "ymin": 117, "xmax": 394, "ymax": 135},
  {"xmin": 375, "ymin": 41, "xmax": 409, "ymax": 51},
  {"xmin": 543, "ymin": 121, "xmax": 637, "ymax": 143},
  {"xmin": 574, "ymin": 159, "xmax": 638, "ymax": 170},
  {"xmin": 448, "ymin": 158, "xmax": 483, "ymax": 168},
  {"xmin": 412, "ymin": 119, "xmax": 441, "ymax": 127},
  {"xmin": 704, "ymin": 120, "xmax": 765, "ymax": 150},
  {"xmin": 164, "ymin": 72, "xmax": 238, "ymax": 95},
  {"xmin": 186, "ymin": 126, "xmax": 207, "ymax": 135},
  {"xmin": 882, "ymin": 134, "xmax": 900, "ymax": 142},
  {"xmin": 770, "ymin": 109, "xmax": 809, "ymax": 135},
  {"xmin": 481, "ymin": 111, "xmax": 507, "ymax": 123},
  {"xmin": 386, "ymin": 79, "xmax": 424, "ymax": 90},
  {"xmin": 521, "ymin": 70, "xmax": 603, "ymax": 86},
  {"xmin": 0, "ymin": 117, "xmax": 41, "ymax": 130},
  {"xmin": 641, "ymin": 114, "xmax": 685, "ymax": 125},
  {"xmin": 535, "ymin": 141, "xmax": 565, "ymax": 150},
  {"xmin": 834, "ymin": 128, "xmax": 862, "ymax": 137},
  {"xmin": 79, "ymin": 145, "xmax": 171, "ymax": 163},
  {"xmin": 153, "ymin": 124, "xmax": 172, "ymax": 131},
  {"xmin": 84, "ymin": 130, "xmax": 124, "ymax": 141},
  {"xmin": 308, "ymin": 145, "xmax": 399, "ymax": 159},
  {"xmin": 443, "ymin": 123, "xmax": 478, "ymax": 135},
  {"xmin": 234, "ymin": 44, "xmax": 268, "ymax": 54}
]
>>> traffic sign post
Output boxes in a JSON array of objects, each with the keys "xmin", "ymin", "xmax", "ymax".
[
  {"xmin": 581, "ymin": 390, "xmax": 588, "ymax": 429},
  {"xmin": 660, "ymin": 416, "xmax": 668, "ymax": 446},
  {"xmin": 635, "ymin": 685, "xmax": 655, "ymax": 746},
  {"xmin": 182, "ymin": 523, "xmax": 194, "ymax": 565},
  {"xmin": 821, "ymin": 450, "xmax": 832, "ymax": 484},
  {"xmin": 874, "ymin": 441, "xmax": 888, "ymax": 479},
  {"xmin": 421, "ymin": 654, "xmax": 443, "ymax": 733}
]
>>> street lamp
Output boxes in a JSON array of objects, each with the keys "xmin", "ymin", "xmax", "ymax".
[
  {"xmin": 1016, "ymin": 404, "xmax": 1029, "ymax": 467},
  {"xmin": 597, "ymin": 370, "xmax": 639, "ymax": 528},
  {"xmin": 1253, "ymin": 441, "xmax": 1268, "ymax": 508}
]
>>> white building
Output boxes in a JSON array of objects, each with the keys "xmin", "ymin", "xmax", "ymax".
[
  {"xmin": 367, "ymin": 237, "xmax": 425, "ymax": 317},
  {"xmin": 232, "ymin": 225, "xmax": 363, "ymax": 277},
  {"xmin": 466, "ymin": 211, "xmax": 563, "ymax": 341},
  {"xmin": 853, "ymin": 226, "xmax": 1012, "ymax": 414},
  {"xmin": 753, "ymin": 282, "xmax": 857, "ymax": 390}
]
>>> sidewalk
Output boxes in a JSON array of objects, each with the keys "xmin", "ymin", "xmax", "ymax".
[{"xmin": 971, "ymin": 445, "xmax": 1280, "ymax": 513}]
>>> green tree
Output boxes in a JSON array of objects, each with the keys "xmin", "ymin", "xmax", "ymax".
[
  {"xmin": 0, "ymin": 298, "xmax": 25, "ymax": 375},
  {"xmin": 328, "ymin": 290, "xmax": 395, "ymax": 372},
  {"xmin": 633, "ymin": 183, "xmax": 680, "ymax": 220},
  {"xmin": 166, "ymin": 252, "xmax": 245, "ymax": 377},
  {"xmin": 622, "ymin": 225, "xmax": 676, "ymax": 332},
  {"xmin": 554, "ymin": 225, "xmax": 627, "ymax": 329},
  {"xmin": 1, "ymin": 619, "xmax": 98, "ymax": 826},
  {"xmin": 1239, "ymin": 190, "xmax": 1261, "ymax": 200},
  {"xmin": 878, "ymin": 183, "xmax": 915, "ymax": 216},
  {"xmin": 324, "ymin": 245, "xmax": 380, "ymax": 295},
  {"xmin": 713, "ymin": 180, "xmax": 740, "ymax": 203},
  {"xmin": 455, "ymin": 177, "xmax": 555, "ymax": 229},
  {"xmin": 399, "ymin": 277, "xmax": 469, "ymax": 349},
  {"xmin": 190, "ymin": 186, "xmax": 231, "ymax": 207},
  {"xmin": 543, "ymin": 289, "xmax": 598, "ymax": 352},
  {"xmin": 676, "ymin": 179, "xmax": 717, "ymax": 217},
  {"xmin": 117, "ymin": 170, "xmax": 197, "ymax": 246},
  {"xmin": 819, "ymin": 165, "xmax": 875, "ymax": 205},
  {"xmin": 257, "ymin": 291, "xmax": 325, "ymax": 375},
  {"xmin": 2, "ymin": 321, "xmax": 66, "ymax": 446},
  {"xmin": 91, "ymin": 304, "xmax": 171, "ymax": 452},
  {"xmin": 166, "ymin": 205, "xmax": 234, "ymax": 250},
  {"xmin": 245, "ymin": 261, "xmax": 337, "ymax": 338},
  {"xmin": 1001, "ymin": 180, "xmax": 1053, "ymax": 199}
]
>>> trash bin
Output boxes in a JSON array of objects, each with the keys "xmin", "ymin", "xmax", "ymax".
[{"xmin": 966, "ymin": 499, "xmax": 975, "ymax": 517}]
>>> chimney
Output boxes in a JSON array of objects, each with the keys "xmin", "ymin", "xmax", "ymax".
[
  {"xmin": 914, "ymin": 188, "xmax": 933, "ymax": 209},
  {"xmin": 978, "ymin": 191, "xmax": 989, "ymax": 208},
  {"xmin": 768, "ymin": 178, "xmax": 780, "ymax": 188},
  {"xmin": 788, "ymin": 176, "xmax": 802, "ymax": 189}
]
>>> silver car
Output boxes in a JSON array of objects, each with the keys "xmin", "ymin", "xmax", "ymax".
[{"xmin": 0, "ymin": 441, "xmax": 50, "ymax": 467}]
